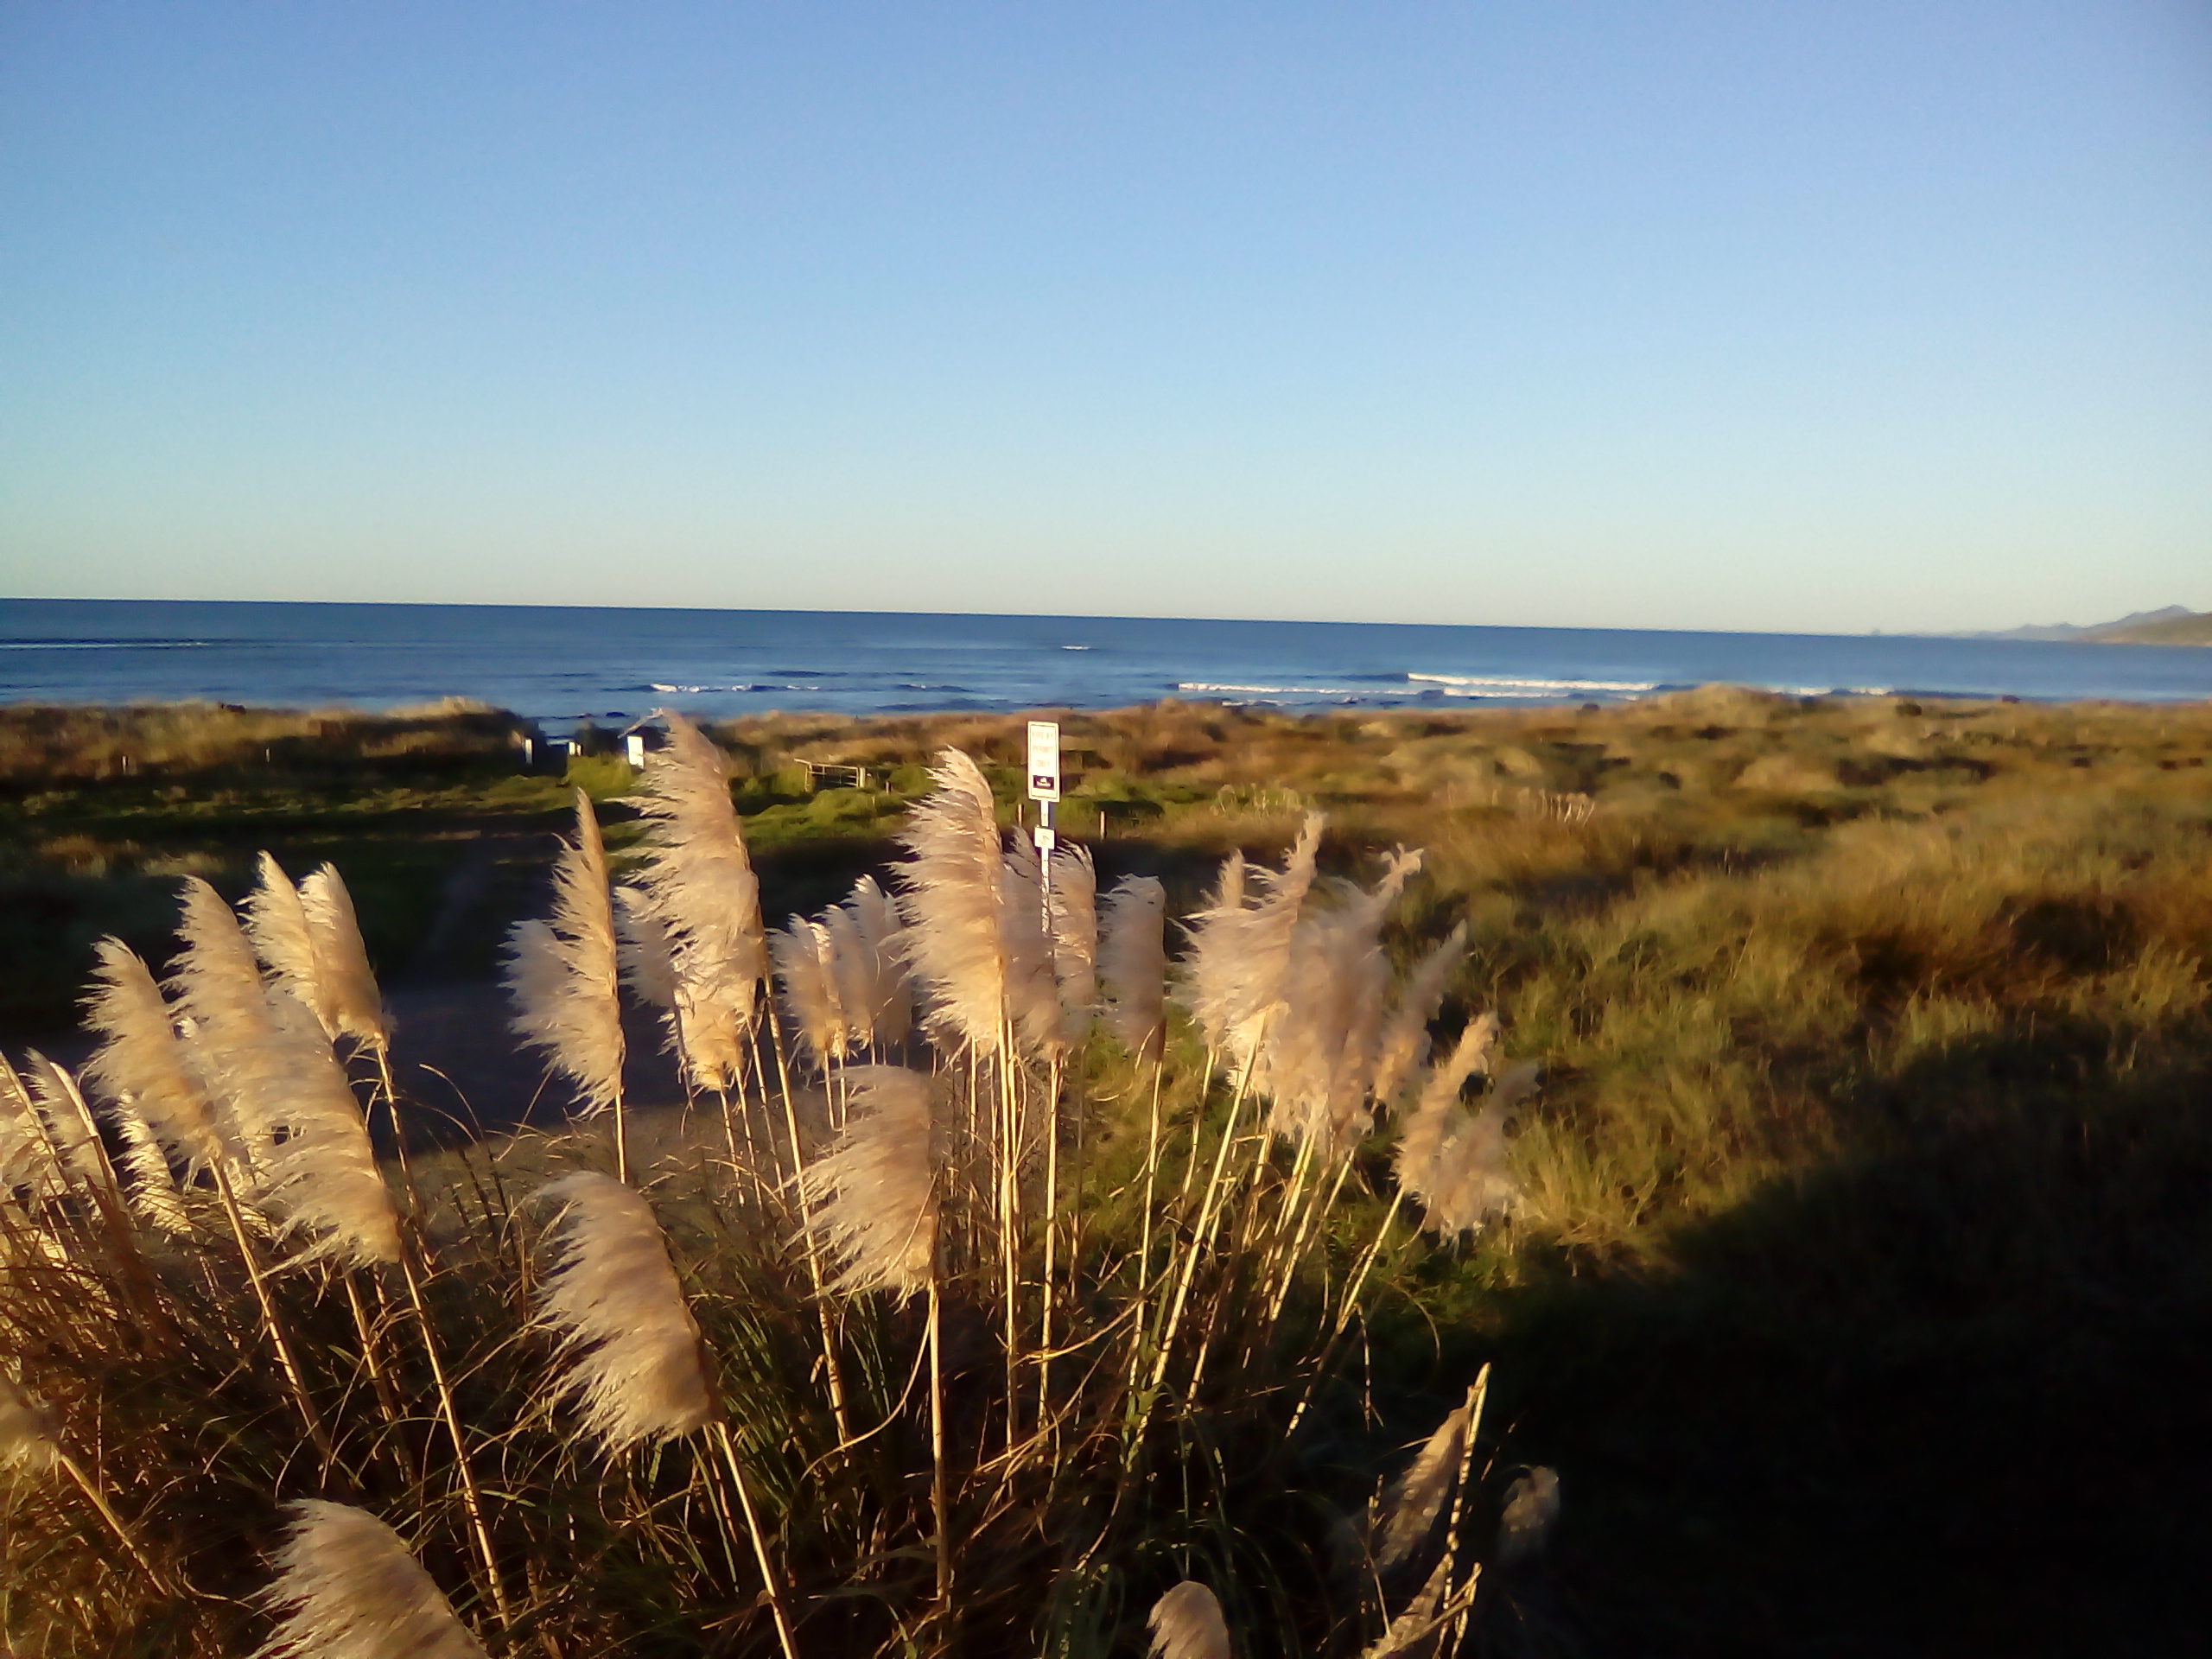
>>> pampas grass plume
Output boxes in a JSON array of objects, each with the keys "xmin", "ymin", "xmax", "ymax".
[
  {"xmin": 1147, "ymin": 1580, "xmax": 1232, "ymax": 1659},
  {"xmin": 505, "ymin": 791, "xmax": 626, "ymax": 1115},
  {"xmin": 1370, "ymin": 922, "xmax": 1469, "ymax": 1108},
  {"xmin": 299, "ymin": 863, "xmax": 391, "ymax": 1048},
  {"xmin": 1374, "ymin": 1397, "xmax": 1470, "ymax": 1568},
  {"xmin": 1049, "ymin": 842, "xmax": 1097, "ymax": 1041},
  {"xmin": 841, "ymin": 874, "xmax": 912, "ymax": 1049},
  {"xmin": 252, "ymin": 1499, "xmax": 486, "ymax": 1659},
  {"xmin": 0, "ymin": 1053, "xmax": 62, "ymax": 1196},
  {"xmin": 1097, "ymin": 874, "xmax": 1167, "ymax": 1059},
  {"xmin": 613, "ymin": 886, "xmax": 680, "ymax": 1013},
  {"xmin": 0, "ymin": 1374, "xmax": 60, "ymax": 1473},
  {"xmin": 245, "ymin": 853, "xmax": 335, "ymax": 1038},
  {"xmin": 799, "ymin": 1065, "xmax": 938, "ymax": 1299},
  {"xmin": 81, "ymin": 938, "xmax": 227, "ymax": 1169},
  {"xmin": 898, "ymin": 748, "xmax": 1014, "ymax": 1056},
  {"xmin": 772, "ymin": 918, "xmax": 849, "ymax": 1066},
  {"xmin": 22, "ymin": 1051, "xmax": 111, "ymax": 1192},
  {"xmin": 633, "ymin": 711, "xmax": 766, "ymax": 1090},
  {"xmin": 1497, "ymin": 1466, "xmax": 1561, "ymax": 1564},
  {"xmin": 532, "ymin": 1172, "xmax": 715, "ymax": 1455},
  {"xmin": 254, "ymin": 997, "xmax": 403, "ymax": 1268}
]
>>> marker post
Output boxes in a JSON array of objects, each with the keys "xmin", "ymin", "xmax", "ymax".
[{"xmin": 1027, "ymin": 719, "xmax": 1061, "ymax": 885}]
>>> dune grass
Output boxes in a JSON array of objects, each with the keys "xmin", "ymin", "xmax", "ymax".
[{"xmin": 3, "ymin": 688, "xmax": 2209, "ymax": 1654}]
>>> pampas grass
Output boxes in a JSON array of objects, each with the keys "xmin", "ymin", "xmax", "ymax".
[
  {"xmin": 531, "ymin": 1171, "xmax": 715, "ymax": 1454},
  {"xmin": 0, "ymin": 1053, "xmax": 64, "ymax": 1198},
  {"xmin": 298, "ymin": 863, "xmax": 391, "ymax": 1050},
  {"xmin": 13, "ymin": 741, "xmax": 1582, "ymax": 1658},
  {"xmin": 252, "ymin": 997, "xmax": 403, "ymax": 1268},
  {"xmin": 251, "ymin": 1500, "xmax": 486, "ymax": 1659},
  {"xmin": 0, "ymin": 1373, "xmax": 60, "ymax": 1472},
  {"xmin": 81, "ymin": 938, "xmax": 229, "ymax": 1169},
  {"xmin": 1496, "ymin": 1467, "xmax": 1560, "ymax": 1565},
  {"xmin": 798, "ymin": 1065, "xmax": 938, "ymax": 1299},
  {"xmin": 506, "ymin": 791, "xmax": 627, "ymax": 1168},
  {"xmin": 838, "ymin": 874, "xmax": 913, "ymax": 1052},
  {"xmin": 245, "ymin": 853, "xmax": 335, "ymax": 1039},
  {"xmin": 1148, "ymin": 1581, "xmax": 1233, "ymax": 1659},
  {"xmin": 997, "ymin": 829, "xmax": 1062, "ymax": 1058},
  {"xmin": 898, "ymin": 748, "xmax": 1016, "ymax": 1058},
  {"xmin": 1179, "ymin": 815, "xmax": 1323, "ymax": 1077},
  {"xmin": 1049, "ymin": 842, "xmax": 1097, "ymax": 1044},
  {"xmin": 1098, "ymin": 874, "xmax": 1167, "ymax": 1060},
  {"xmin": 1375, "ymin": 1396, "xmax": 1472, "ymax": 1569},
  {"xmin": 21, "ymin": 1052, "xmax": 113, "ymax": 1197},
  {"xmin": 1370, "ymin": 922, "xmax": 1468, "ymax": 1109},
  {"xmin": 631, "ymin": 711, "xmax": 766, "ymax": 1093},
  {"xmin": 772, "ymin": 918, "xmax": 849, "ymax": 1068}
]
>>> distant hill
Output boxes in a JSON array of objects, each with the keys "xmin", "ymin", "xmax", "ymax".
[
  {"xmin": 2088, "ymin": 609, "xmax": 2212, "ymax": 645},
  {"xmin": 1967, "ymin": 605, "xmax": 2210, "ymax": 645}
]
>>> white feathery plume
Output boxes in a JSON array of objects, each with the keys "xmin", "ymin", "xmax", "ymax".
[
  {"xmin": 0, "ymin": 1373, "xmax": 60, "ymax": 1473},
  {"xmin": 1097, "ymin": 875, "xmax": 1167, "ymax": 1059},
  {"xmin": 1413, "ymin": 1059, "xmax": 1537, "ymax": 1241},
  {"xmin": 1255, "ymin": 849, "xmax": 1421, "ymax": 1156},
  {"xmin": 1359, "ymin": 1552, "xmax": 1455, "ymax": 1659},
  {"xmin": 632, "ymin": 712, "xmax": 766, "ymax": 1092},
  {"xmin": 251, "ymin": 1499, "xmax": 486, "ymax": 1659},
  {"xmin": 772, "ymin": 918, "xmax": 849, "ymax": 1067},
  {"xmin": 896, "ymin": 749, "xmax": 1016, "ymax": 1057},
  {"xmin": 1374, "ymin": 1396, "xmax": 1471, "ymax": 1569},
  {"xmin": 505, "ymin": 791, "xmax": 625, "ymax": 1116},
  {"xmin": 1497, "ymin": 1466, "xmax": 1561, "ymax": 1564},
  {"xmin": 1370, "ymin": 922, "xmax": 1469, "ymax": 1109},
  {"xmin": 998, "ymin": 830, "xmax": 1063, "ymax": 1057},
  {"xmin": 531, "ymin": 1172, "xmax": 715, "ymax": 1455},
  {"xmin": 798, "ymin": 1065, "xmax": 938, "ymax": 1300},
  {"xmin": 1215, "ymin": 849, "xmax": 1247, "ymax": 913},
  {"xmin": 298, "ymin": 864, "xmax": 391, "ymax": 1049},
  {"xmin": 1048, "ymin": 842, "xmax": 1097, "ymax": 1045},
  {"xmin": 613, "ymin": 886, "xmax": 680, "ymax": 1014},
  {"xmin": 81, "ymin": 938, "xmax": 230, "ymax": 1170},
  {"xmin": 109, "ymin": 1096, "xmax": 192, "ymax": 1237},
  {"xmin": 1177, "ymin": 852, "xmax": 1246, "ymax": 1056},
  {"xmin": 1392, "ymin": 1015, "xmax": 1500, "ymax": 1203},
  {"xmin": 245, "ymin": 853, "xmax": 336, "ymax": 1039},
  {"xmin": 167, "ymin": 875, "xmax": 295, "ymax": 1156},
  {"xmin": 1178, "ymin": 815, "xmax": 1324, "ymax": 1078},
  {"xmin": 1147, "ymin": 1580, "xmax": 1232, "ymax": 1659},
  {"xmin": 22, "ymin": 1052, "xmax": 113, "ymax": 1193},
  {"xmin": 818, "ymin": 902, "xmax": 886, "ymax": 1054},
  {"xmin": 0, "ymin": 1053, "xmax": 63, "ymax": 1198},
  {"xmin": 842, "ymin": 874, "xmax": 912, "ymax": 1050},
  {"xmin": 252, "ymin": 995, "xmax": 403, "ymax": 1268}
]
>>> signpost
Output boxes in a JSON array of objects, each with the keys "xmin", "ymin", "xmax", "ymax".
[{"xmin": 1027, "ymin": 720, "xmax": 1061, "ymax": 861}]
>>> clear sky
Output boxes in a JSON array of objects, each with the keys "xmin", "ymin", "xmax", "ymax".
[{"xmin": 3, "ymin": 2, "xmax": 2207, "ymax": 633}]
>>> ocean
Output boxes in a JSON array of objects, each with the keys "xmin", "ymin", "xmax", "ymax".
[{"xmin": 3, "ymin": 597, "xmax": 2209, "ymax": 730}]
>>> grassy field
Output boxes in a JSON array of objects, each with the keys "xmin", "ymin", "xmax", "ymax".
[{"xmin": 3, "ymin": 690, "xmax": 2209, "ymax": 1655}]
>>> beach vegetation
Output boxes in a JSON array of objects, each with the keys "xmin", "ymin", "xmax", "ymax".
[{"xmin": 2, "ymin": 689, "xmax": 2209, "ymax": 1652}]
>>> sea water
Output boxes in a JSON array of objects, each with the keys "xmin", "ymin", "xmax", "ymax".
[{"xmin": 3, "ymin": 597, "xmax": 2209, "ymax": 729}]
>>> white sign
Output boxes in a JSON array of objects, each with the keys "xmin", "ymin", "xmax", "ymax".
[{"xmin": 1027, "ymin": 720, "xmax": 1062, "ymax": 802}]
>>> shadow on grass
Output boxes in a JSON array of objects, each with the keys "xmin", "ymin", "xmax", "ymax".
[{"xmin": 1466, "ymin": 1025, "xmax": 2212, "ymax": 1658}]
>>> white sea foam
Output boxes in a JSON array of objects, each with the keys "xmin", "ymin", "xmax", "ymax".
[
  {"xmin": 1178, "ymin": 682, "xmax": 1421, "ymax": 697},
  {"xmin": 0, "ymin": 639, "xmax": 213, "ymax": 651},
  {"xmin": 1408, "ymin": 673, "xmax": 1658, "ymax": 695},
  {"xmin": 648, "ymin": 682, "xmax": 826, "ymax": 695}
]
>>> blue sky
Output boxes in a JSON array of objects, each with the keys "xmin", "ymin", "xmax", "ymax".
[{"xmin": 3, "ymin": 2, "xmax": 2207, "ymax": 632}]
